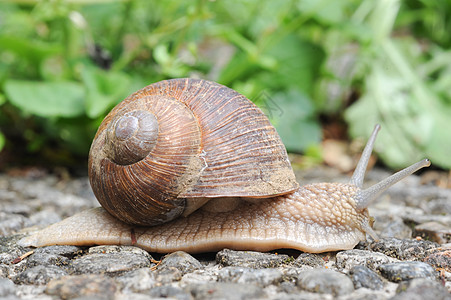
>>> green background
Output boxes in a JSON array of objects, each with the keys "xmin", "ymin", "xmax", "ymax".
[{"xmin": 0, "ymin": 0, "xmax": 450, "ymax": 171}]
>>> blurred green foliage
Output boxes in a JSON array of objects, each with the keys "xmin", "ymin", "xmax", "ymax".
[{"xmin": 0, "ymin": 0, "xmax": 450, "ymax": 169}]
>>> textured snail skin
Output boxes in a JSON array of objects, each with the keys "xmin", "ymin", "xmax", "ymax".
[{"xmin": 18, "ymin": 183, "xmax": 369, "ymax": 253}]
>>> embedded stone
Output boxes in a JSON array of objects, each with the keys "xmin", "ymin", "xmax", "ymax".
[{"xmin": 378, "ymin": 261, "xmax": 437, "ymax": 282}]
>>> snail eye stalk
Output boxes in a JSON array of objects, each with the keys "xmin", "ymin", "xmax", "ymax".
[
  {"xmin": 349, "ymin": 124, "xmax": 430, "ymax": 210},
  {"xmin": 350, "ymin": 124, "xmax": 380, "ymax": 188},
  {"xmin": 355, "ymin": 158, "xmax": 430, "ymax": 210}
]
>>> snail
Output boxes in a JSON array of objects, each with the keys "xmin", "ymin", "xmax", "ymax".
[{"xmin": 18, "ymin": 78, "xmax": 430, "ymax": 254}]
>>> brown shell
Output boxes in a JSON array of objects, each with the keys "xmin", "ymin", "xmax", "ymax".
[{"xmin": 88, "ymin": 78, "xmax": 298, "ymax": 226}]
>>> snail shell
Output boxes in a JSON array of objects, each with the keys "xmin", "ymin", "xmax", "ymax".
[{"xmin": 89, "ymin": 78, "xmax": 298, "ymax": 226}]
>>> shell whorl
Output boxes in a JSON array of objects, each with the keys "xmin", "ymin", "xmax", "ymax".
[
  {"xmin": 89, "ymin": 93, "xmax": 202, "ymax": 226},
  {"xmin": 88, "ymin": 78, "xmax": 298, "ymax": 226},
  {"xmin": 105, "ymin": 109, "xmax": 159, "ymax": 165}
]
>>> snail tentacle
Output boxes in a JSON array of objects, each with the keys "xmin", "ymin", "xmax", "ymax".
[
  {"xmin": 355, "ymin": 158, "xmax": 431, "ymax": 211},
  {"xmin": 349, "ymin": 124, "xmax": 430, "ymax": 211},
  {"xmin": 350, "ymin": 124, "xmax": 380, "ymax": 188}
]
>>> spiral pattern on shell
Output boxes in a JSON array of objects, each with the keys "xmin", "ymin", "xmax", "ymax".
[
  {"xmin": 105, "ymin": 109, "xmax": 159, "ymax": 165},
  {"xmin": 88, "ymin": 78, "xmax": 298, "ymax": 226}
]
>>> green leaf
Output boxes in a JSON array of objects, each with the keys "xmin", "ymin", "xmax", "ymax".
[
  {"xmin": 218, "ymin": 51, "xmax": 259, "ymax": 85},
  {"xmin": 264, "ymin": 35, "xmax": 325, "ymax": 93},
  {"xmin": 0, "ymin": 36, "xmax": 61, "ymax": 64},
  {"xmin": 297, "ymin": 0, "xmax": 349, "ymax": 24},
  {"xmin": 345, "ymin": 69, "xmax": 424, "ymax": 167},
  {"xmin": 0, "ymin": 131, "xmax": 5, "ymax": 151},
  {"xmin": 81, "ymin": 66, "xmax": 131, "ymax": 118},
  {"xmin": 259, "ymin": 88, "xmax": 321, "ymax": 152},
  {"xmin": 345, "ymin": 62, "xmax": 451, "ymax": 169},
  {"xmin": 0, "ymin": 93, "xmax": 5, "ymax": 106},
  {"xmin": 153, "ymin": 44, "xmax": 190, "ymax": 77},
  {"xmin": 4, "ymin": 80, "xmax": 85, "ymax": 118}
]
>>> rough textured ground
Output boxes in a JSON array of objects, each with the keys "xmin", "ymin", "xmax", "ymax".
[{"xmin": 0, "ymin": 166, "xmax": 450, "ymax": 299}]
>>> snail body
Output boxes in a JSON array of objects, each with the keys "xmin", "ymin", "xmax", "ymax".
[{"xmin": 18, "ymin": 79, "xmax": 430, "ymax": 253}]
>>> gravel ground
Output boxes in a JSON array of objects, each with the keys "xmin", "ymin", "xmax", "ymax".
[{"xmin": 0, "ymin": 166, "xmax": 450, "ymax": 299}]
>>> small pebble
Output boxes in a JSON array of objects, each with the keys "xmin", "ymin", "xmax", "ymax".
[
  {"xmin": 426, "ymin": 198, "xmax": 451, "ymax": 215},
  {"xmin": 0, "ymin": 213, "xmax": 26, "ymax": 236},
  {"xmin": 369, "ymin": 237, "xmax": 439, "ymax": 260},
  {"xmin": 0, "ymin": 265, "xmax": 9, "ymax": 278},
  {"xmin": 33, "ymin": 245, "xmax": 82, "ymax": 256},
  {"xmin": 336, "ymin": 249, "xmax": 398, "ymax": 271},
  {"xmin": 378, "ymin": 261, "xmax": 437, "ymax": 282},
  {"xmin": 88, "ymin": 245, "xmax": 152, "ymax": 257},
  {"xmin": 26, "ymin": 245, "xmax": 81, "ymax": 268},
  {"xmin": 373, "ymin": 215, "xmax": 412, "ymax": 239},
  {"xmin": 392, "ymin": 278, "xmax": 450, "ymax": 300},
  {"xmin": 217, "ymin": 266, "xmax": 283, "ymax": 287},
  {"xmin": 0, "ymin": 278, "xmax": 15, "ymax": 297},
  {"xmin": 297, "ymin": 269, "xmax": 354, "ymax": 296},
  {"xmin": 116, "ymin": 268, "xmax": 156, "ymax": 293},
  {"xmin": 0, "ymin": 235, "xmax": 29, "ymax": 259},
  {"xmin": 158, "ymin": 251, "xmax": 203, "ymax": 275},
  {"xmin": 276, "ymin": 281, "xmax": 298, "ymax": 294},
  {"xmin": 45, "ymin": 274, "xmax": 116, "ymax": 299},
  {"xmin": 414, "ymin": 222, "xmax": 451, "ymax": 244},
  {"xmin": 349, "ymin": 265, "xmax": 384, "ymax": 290},
  {"xmin": 147, "ymin": 284, "xmax": 192, "ymax": 300},
  {"xmin": 14, "ymin": 265, "xmax": 67, "ymax": 285},
  {"xmin": 424, "ymin": 250, "xmax": 451, "ymax": 272},
  {"xmin": 70, "ymin": 251, "xmax": 151, "ymax": 275},
  {"xmin": 181, "ymin": 269, "xmax": 219, "ymax": 285},
  {"xmin": 216, "ymin": 249, "xmax": 291, "ymax": 268},
  {"xmin": 404, "ymin": 214, "xmax": 451, "ymax": 228},
  {"xmin": 293, "ymin": 253, "xmax": 326, "ymax": 268},
  {"xmin": 26, "ymin": 252, "xmax": 71, "ymax": 269},
  {"xmin": 154, "ymin": 267, "xmax": 183, "ymax": 284},
  {"xmin": 27, "ymin": 210, "xmax": 62, "ymax": 227},
  {"xmin": 189, "ymin": 282, "xmax": 265, "ymax": 300}
]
